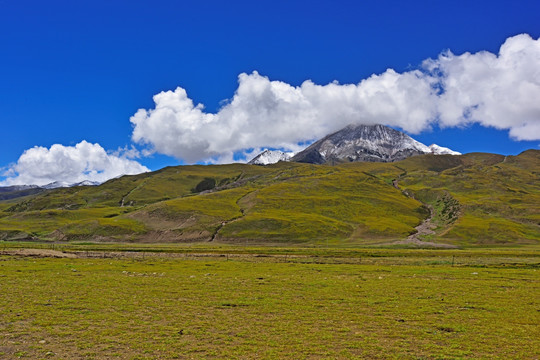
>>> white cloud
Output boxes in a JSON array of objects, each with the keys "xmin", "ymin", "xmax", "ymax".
[
  {"xmin": 425, "ymin": 33, "xmax": 540, "ymax": 140},
  {"xmin": 1, "ymin": 141, "xmax": 149, "ymax": 186},
  {"xmin": 130, "ymin": 71, "xmax": 437, "ymax": 163},
  {"xmin": 111, "ymin": 145, "xmax": 143, "ymax": 159},
  {"xmin": 131, "ymin": 34, "xmax": 540, "ymax": 163}
]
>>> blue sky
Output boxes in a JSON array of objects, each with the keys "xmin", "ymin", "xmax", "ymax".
[{"xmin": 1, "ymin": 0, "xmax": 539, "ymax": 185}]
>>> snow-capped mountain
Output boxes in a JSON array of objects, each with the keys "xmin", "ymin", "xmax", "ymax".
[
  {"xmin": 428, "ymin": 144, "xmax": 461, "ymax": 155},
  {"xmin": 0, "ymin": 185, "xmax": 40, "ymax": 193},
  {"xmin": 0, "ymin": 185, "xmax": 43, "ymax": 201},
  {"xmin": 0, "ymin": 180, "xmax": 101, "ymax": 201},
  {"xmin": 248, "ymin": 149, "xmax": 295, "ymax": 165},
  {"xmin": 41, "ymin": 180, "xmax": 101, "ymax": 189},
  {"xmin": 71, "ymin": 180, "xmax": 101, "ymax": 187},
  {"xmin": 291, "ymin": 124, "xmax": 460, "ymax": 164},
  {"xmin": 41, "ymin": 181, "xmax": 72, "ymax": 189}
]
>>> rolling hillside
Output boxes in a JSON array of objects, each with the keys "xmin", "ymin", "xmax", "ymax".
[{"xmin": 0, "ymin": 150, "xmax": 538, "ymax": 246}]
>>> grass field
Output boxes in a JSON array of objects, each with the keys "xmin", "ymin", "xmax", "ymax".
[
  {"xmin": 1, "ymin": 244, "xmax": 539, "ymax": 359},
  {"xmin": 1, "ymin": 151, "xmax": 539, "ymax": 245}
]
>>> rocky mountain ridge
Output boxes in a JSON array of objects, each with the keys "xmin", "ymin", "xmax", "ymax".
[
  {"xmin": 0, "ymin": 180, "xmax": 100, "ymax": 201},
  {"xmin": 248, "ymin": 149, "xmax": 295, "ymax": 165},
  {"xmin": 250, "ymin": 124, "xmax": 460, "ymax": 165}
]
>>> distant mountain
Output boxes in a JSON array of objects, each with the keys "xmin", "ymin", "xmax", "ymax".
[
  {"xmin": 0, "ymin": 185, "xmax": 43, "ymax": 201},
  {"xmin": 71, "ymin": 180, "xmax": 101, "ymax": 187},
  {"xmin": 41, "ymin": 181, "xmax": 72, "ymax": 189},
  {"xmin": 248, "ymin": 149, "xmax": 295, "ymax": 165},
  {"xmin": 42, "ymin": 180, "xmax": 101, "ymax": 189},
  {"xmin": 291, "ymin": 124, "xmax": 460, "ymax": 164},
  {"xmin": 0, "ymin": 185, "xmax": 40, "ymax": 192},
  {"xmin": 0, "ymin": 180, "xmax": 100, "ymax": 200},
  {"xmin": 428, "ymin": 144, "xmax": 461, "ymax": 155}
]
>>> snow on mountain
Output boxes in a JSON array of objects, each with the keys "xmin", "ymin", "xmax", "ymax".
[
  {"xmin": 41, "ymin": 180, "xmax": 101, "ymax": 189},
  {"xmin": 0, "ymin": 180, "xmax": 101, "ymax": 201},
  {"xmin": 291, "ymin": 124, "xmax": 460, "ymax": 164},
  {"xmin": 0, "ymin": 185, "xmax": 40, "ymax": 192},
  {"xmin": 42, "ymin": 181, "xmax": 72, "ymax": 189},
  {"xmin": 248, "ymin": 149, "xmax": 295, "ymax": 165},
  {"xmin": 72, "ymin": 180, "xmax": 101, "ymax": 187},
  {"xmin": 249, "ymin": 125, "xmax": 460, "ymax": 165},
  {"xmin": 428, "ymin": 144, "xmax": 461, "ymax": 155}
]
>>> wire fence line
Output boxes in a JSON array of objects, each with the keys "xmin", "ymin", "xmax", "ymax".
[{"xmin": 1, "ymin": 244, "xmax": 538, "ymax": 267}]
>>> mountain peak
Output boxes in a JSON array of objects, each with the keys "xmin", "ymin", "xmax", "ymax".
[
  {"xmin": 291, "ymin": 124, "xmax": 457, "ymax": 164},
  {"xmin": 428, "ymin": 144, "xmax": 461, "ymax": 155},
  {"xmin": 248, "ymin": 149, "xmax": 294, "ymax": 165},
  {"xmin": 41, "ymin": 180, "xmax": 101, "ymax": 189},
  {"xmin": 247, "ymin": 124, "xmax": 460, "ymax": 165}
]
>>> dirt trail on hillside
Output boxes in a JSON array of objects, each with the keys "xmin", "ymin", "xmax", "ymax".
[
  {"xmin": 209, "ymin": 189, "xmax": 257, "ymax": 241},
  {"xmin": 388, "ymin": 179, "xmax": 457, "ymax": 248},
  {"xmin": 120, "ymin": 179, "xmax": 149, "ymax": 207},
  {"xmin": 391, "ymin": 205, "xmax": 456, "ymax": 248},
  {"xmin": 409, "ymin": 205, "xmax": 436, "ymax": 240}
]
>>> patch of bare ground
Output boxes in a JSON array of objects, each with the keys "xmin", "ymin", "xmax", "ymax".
[
  {"xmin": 391, "ymin": 208, "xmax": 457, "ymax": 248},
  {"xmin": 390, "ymin": 238, "xmax": 458, "ymax": 248},
  {"xmin": 0, "ymin": 248, "xmax": 77, "ymax": 258},
  {"xmin": 385, "ymin": 204, "xmax": 457, "ymax": 248},
  {"xmin": 388, "ymin": 179, "xmax": 458, "ymax": 248}
]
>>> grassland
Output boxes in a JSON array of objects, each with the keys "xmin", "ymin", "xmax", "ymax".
[
  {"xmin": 1, "ymin": 245, "xmax": 539, "ymax": 359},
  {"xmin": 1, "ymin": 152, "xmax": 537, "ymax": 358},
  {"xmin": 0, "ymin": 150, "xmax": 538, "ymax": 246},
  {"xmin": 398, "ymin": 151, "xmax": 540, "ymax": 245}
]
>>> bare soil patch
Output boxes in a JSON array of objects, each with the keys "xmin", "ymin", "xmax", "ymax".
[{"xmin": 0, "ymin": 248, "xmax": 77, "ymax": 258}]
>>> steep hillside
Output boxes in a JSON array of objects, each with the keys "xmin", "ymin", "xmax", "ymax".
[
  {"xmin": 0, "ymin": 151, "xmax": 538, "ymax": 246},
  {"xmin": 128, "ymin": 164, "xmax": 425, "ymax": 244},
  {"xmin": 397, "ymin": 151, "xmax": 540, "ymax": 245},
  {"xmin": 0, "ymin": 186, "xmax": 44, "ymax": 201}
]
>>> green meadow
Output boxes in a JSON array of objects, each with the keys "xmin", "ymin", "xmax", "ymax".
[
  {"xmin": 1, "ymin": 151, "xmax": 539, "ymax": 246},
  {"xmin": 1, "ymin": 151, "xmax": 538, "ymax": 358},
  {"xmin": 1, "ymin": 245, "xmax": 539, "ymax": 359}
]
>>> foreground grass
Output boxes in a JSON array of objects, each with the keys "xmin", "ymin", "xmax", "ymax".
[{"xmin": 1, "ymin": 248, "xmax": 539, "ymax": 359}]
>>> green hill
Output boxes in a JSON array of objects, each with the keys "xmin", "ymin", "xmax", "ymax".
[{"xmin": 1, "ymin": 151, "xmax": 539, "ymax": 246}]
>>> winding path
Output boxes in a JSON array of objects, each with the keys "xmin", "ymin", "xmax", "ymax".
[
  {"xmin": 120, "ymin": 179, "xmax": 149, "ymax": 207},
  {"xmin": 390, "ymin": 177, "xmax": 456, "ymax": 248},
  {"xmin": 209, "ymin": 189, "xmax": 255, "ymax": 242}
]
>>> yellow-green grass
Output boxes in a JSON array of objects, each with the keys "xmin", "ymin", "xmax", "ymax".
[
  {"xmin": 121, "ymin": 164, "xmax": 273, "ymax": 206},
  {"xmin": 7, "ymin": 164, "xmax": 273, "ymax": 212},
  {"xmin": 126, "ymin": 165, "xmax": 427, "ymax": 243},
  {"xmin": 3, "ymin": 240, "xmax": 540, "ymax": 256},
  {"xmin": 442, "ymin": 214, "xmax": 539, "ymax": 245},
  {"xmin": 105, "ymin": 163, "xmax": 427, "ymax": 244},
  {"xmin": 59, "ymin": 218, "xmax": 148, "ymax": 239},
  {"xmin": 0, "ymin": 207, "xmax": 147, "ymax": 240},
  {"xmin": 399, "ymin": 151, "xmax": 540, "ymax": 244},
  {"xmin": 127, "ymin": 187, "xmax": 256, "ymax": 240},
  {"xmin": 221, "ymin": 169, "xmax": 425, "ymax": 242},
  {"xmin": 0, "ymin": 251, "xmax": 538, "ymax": 359},
  {"xmin": 0, "ymin": 202, "xmax": 12, "ymax": 212},
  {"xmin": 1, "ymin": 150, "xmax": 538, "ymax": 245}
]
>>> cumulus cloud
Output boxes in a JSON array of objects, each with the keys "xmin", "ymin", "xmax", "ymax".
[
  {"xmin": 131, "ymin": 34, "xmax": 540, "ymax": 163},
  {"xmin": 425, "ymin": 33, "xmax": 540, "ymax": 140},
  {"xmin": 130, "ymin": 71, "xmax": 437, "ymax": 163},
  {"xmin": 1, "ymin": 141, "xmax": 149, "ymax": 186}
]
